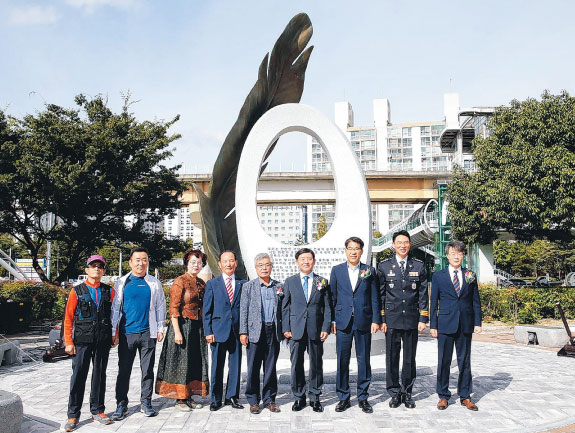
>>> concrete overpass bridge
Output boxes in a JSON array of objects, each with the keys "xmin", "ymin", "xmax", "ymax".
[{"xmin": 179, "ymin": 170, "xmax": 451, "ymax": 207}]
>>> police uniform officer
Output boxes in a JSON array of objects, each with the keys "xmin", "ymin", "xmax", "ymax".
[{"xmin": 377, "ymin": 230, "xmax": 428, "ymax": 409}]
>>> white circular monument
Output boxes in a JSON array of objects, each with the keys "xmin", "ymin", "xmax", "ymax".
[{"xmin": 236, "ymin": 103, "xmax": 371, "ymax": 280}]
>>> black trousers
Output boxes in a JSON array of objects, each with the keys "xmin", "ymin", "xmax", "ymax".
[
  {"xmin": 289, "ymin": 328, "xmax": 323, "ymax": 401},
  {"xmin": 115, "ymin": 331, "xmax": 156, "ymax": 406},
  {"xmin": 67, "ymin": 342, "xmax": 111, "ymax": 418},
  {"xmin": 386, "ymin": 328, "xmax": 418, "ymax": 397},
  {"xmin": 245, "ymin": 323, "xmax": 280, "ymax": 405},
  {"xmin": 437, "ymin": 324, "xmax": 473, "ymax": 401}
]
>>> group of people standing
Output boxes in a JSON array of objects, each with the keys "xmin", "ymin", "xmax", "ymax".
[{"xmin": 63, "ymin": 230, "xmax": 483, "ymax": 431}]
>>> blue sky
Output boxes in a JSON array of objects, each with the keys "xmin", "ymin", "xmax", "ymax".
[{"xmin": 2, "ymin": 0, "xmax": 575, "ymax": 173}]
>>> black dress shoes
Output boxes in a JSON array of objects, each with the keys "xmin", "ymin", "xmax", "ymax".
[
  {"xmin": 209, "ymin": 402, "xmax": 222, "ymax": 411},
  {"xmin": 389, "ymin": 394, "xmax": 402, "ymax": 408},
  {"xmin": 403, "ymin": 394, "xmax": 416, "ymax": 409},
  {"xmin": 310, "ymin": 400, "xmax": 323, "ymax": 412},
  {"xmin": 335, "ymin": 398, "xmax": 351, "ymax": 412},
  {"xmin": 291, "ymin": 399, "xmax": 307, "ymax": 411},
  {"xmin": 224, "ymin": 397, "xmax": 244, "ymax": 409},
  {"xmin": 358, "ymin": 399, "xmax": 373, "ymax": 414}
]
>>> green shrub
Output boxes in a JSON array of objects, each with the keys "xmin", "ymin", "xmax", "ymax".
[
  {"xmin": 517, "ymin": 302, "xmax": 540, "ymax": 324},
  {"xmin": 478, "ymin": 285, "xmax": 575, "ymax": 323},
  {"xmin": 0, "ymin": 281, "xmax": 69, "ymax": 323}
]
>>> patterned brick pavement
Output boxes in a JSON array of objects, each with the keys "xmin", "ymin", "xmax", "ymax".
[{"xmin": 2, "ymin": 328, "xmax": 574, "ymax": 433}]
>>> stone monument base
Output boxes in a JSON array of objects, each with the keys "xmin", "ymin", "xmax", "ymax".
[
  {"xmin": 514, "ymin": 325, "xmax": 574, "ymax": 348},
  {"xmin": 0, "ymin": 340, "xmax": 22, "ymax": 366},
  {"xmin": 0, "ymin": 390, "xmax": 23, "ymax": 433}
]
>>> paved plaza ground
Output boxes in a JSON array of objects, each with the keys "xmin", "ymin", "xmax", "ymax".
[{"xmin": 1, "ymin": 327, "xmax": 575, "ymax": 433}]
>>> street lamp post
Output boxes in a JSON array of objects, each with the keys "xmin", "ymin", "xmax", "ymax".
[
  {"xmin": 40, "ymin": 213, "xmax": 56, "ymax": 280},
  {"xmin": 118, "ymin": 249, "xmax": 122, "ymax": 277}
]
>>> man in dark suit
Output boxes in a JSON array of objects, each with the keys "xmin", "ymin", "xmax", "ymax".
[
  {"xmin": 239, "ymin": 253, "xmax": 283, "ymax": 414},
  {"xmin": 330, "ymin": 237, "xmax": 380, "ymax": 413},
  {"xmin": 203, "ymin": 250, "xmax": 245, "ymax": 411},
  {"xmin": 281, "ymin": 248, "xmax": 331, "ymax": 412},
  {"xmin": 430, "ymin": 240, "xmax": 482, "ymax": 411},
  {"xmin": 377, "ymin": 230, "xmax": 428, "ymax": 409}
]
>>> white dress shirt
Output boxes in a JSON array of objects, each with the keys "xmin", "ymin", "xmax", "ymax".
[
  {"xmin": 347, "ymin": 263, "xmax": 359, "ymax": 291},
  {"xmin": 299, "ymin": 272, "xmax": 314, "ymax": 286},
  {"xmin": 299, "ymin": 271, "xmax": 314, "ymax": 300},
  {"xmin": 448, "ymin": 265, "xmax": 462, "ymax": 284},
  {"xmin": 395, "ymin": 255, "xmax": 408, "ymax": 269},
  {"xmin": 224, "ymin": 273, "xmax": 236, "ymax": 297}
]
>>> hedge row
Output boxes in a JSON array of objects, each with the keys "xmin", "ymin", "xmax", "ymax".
[
  {"xmin": 479, "ymin": 285, "xmax": 575, "ymax": 324},
  {"xmin": 1, "ymin": 281, "xmax": 573, "ymax": 326},
  {"xmin": 0, "ymin": 281, "xmax": 69, "ymax": 323}
]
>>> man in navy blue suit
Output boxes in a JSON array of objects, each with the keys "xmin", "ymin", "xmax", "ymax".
[
  {"xmin": 430, "ymin": 240, "xmax": 482, "ymax": 411},
  {"xmin": 330, "ymin": 237, "xmax": 380, "ymax": 413},
  {"xmin": 281, "ymin": 248, "xmax": 332, "ymax": 412},
  {"xmin": 203, "ymin": 250, "xmax": 245, "ymax": 411}
]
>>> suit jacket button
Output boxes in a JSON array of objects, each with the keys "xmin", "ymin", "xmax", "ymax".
[
  {"xmin": 402, "ymin": 300, "xmax": 405, "ymax": 303},
  {"xmin": 402, "ymin": 310, "xmax": 405, "ymax": 313}
]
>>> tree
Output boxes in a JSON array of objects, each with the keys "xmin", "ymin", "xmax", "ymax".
[
  {"xmin": 447, "ymin": 91, "xmax": 575, "ymax": 245},
  {"xmin": 493, "ymin": 240, "xmax": 534, "ymax": 276},
  {"xmin": 0, "ymin": 95, "xmax": 186, "ymax": 283},
  {"xmin": 493, "ymin": 239, "xmax": 575, "ymax": 278},
  {"xmin": 376, "ymin": 248, "xmax": 393, "ymax": 264},
  {"xmin": 313, "ymin": 215, "xmax": 328, "ymax": 241}
]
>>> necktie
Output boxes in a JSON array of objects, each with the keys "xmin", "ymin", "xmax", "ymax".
[
  {"xmin": 453, "ymin": 270, "xmax": 461, "ymax": 297},
  {"xmin": 400, "ymin": 260, "xmax": 405, "ymax": 279},
  {"xmin": 303, "ymin": 276, "xmax": 309, "ymax": 301},
  {"xmin": 226, "ymin": 277, "xmax": 234, "ymax": 303}
]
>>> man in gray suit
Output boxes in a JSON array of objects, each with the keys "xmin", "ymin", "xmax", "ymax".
[
  {"xmin": 239, "ymin": 253, "xmax": 283, "ymax": 414},
  {"xmin": 282, "ymin": 248, "xmax": 331, "ymax": 412}
]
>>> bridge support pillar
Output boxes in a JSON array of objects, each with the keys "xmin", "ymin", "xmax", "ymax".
[{"xmin": 471, "ymin": 243, "xmax": 496, "ymax": 284}]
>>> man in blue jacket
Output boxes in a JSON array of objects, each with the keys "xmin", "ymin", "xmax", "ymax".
[
  {"xmin": 430, "ymin": 240, "xmax": 482, "ymax": 411},
  {"xmin": 203, "ymin": 250, "xmax": 245, "ymax": 411},
  {"xmin": 330, "ymin": 237, "xmax": 380, "ymax": 413},
  {"xmin": 281, "ymin": 248, "xmax": 331, "ymax": 412}
]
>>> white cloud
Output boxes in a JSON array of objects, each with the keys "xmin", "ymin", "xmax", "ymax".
[
  {"xmin": 64, "ymin": 0, "xmax": 138, "ymax": 13},
  {"xmin": 9, "ymin": 5, "xmax": 60, "ymax": 25}
]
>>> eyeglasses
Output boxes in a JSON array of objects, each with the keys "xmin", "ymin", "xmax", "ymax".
[
  {"xmin": 188, "ymin": 261, "xmax": 203, "ymax": 266},
  {"xmin": 256, "ymin": 263, "xmax": 272, "ymax": 269},
  {"xmin": 448, "ymin": 251, "xmax": 464, "ymax": 257},
  {"xmin": 346, "ymin": 247, "xmax": 362, "ymax": 252},
  {"xmin": 394, "ymin": 241, "xmax": 410, "ymax": 246},
  {"xmin": 88, "ymin": 263, "xmax": 105, "ymax": 269}
]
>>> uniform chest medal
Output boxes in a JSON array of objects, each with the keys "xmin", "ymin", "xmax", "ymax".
[{"xmin": 412, "ymin": 282, "xmax": 417, "ymax": 289}]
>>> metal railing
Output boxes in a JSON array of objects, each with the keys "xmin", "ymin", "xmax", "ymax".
[{"xmin": 372, "ymin": 199, "xmax": 439, "ymax": 252}]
